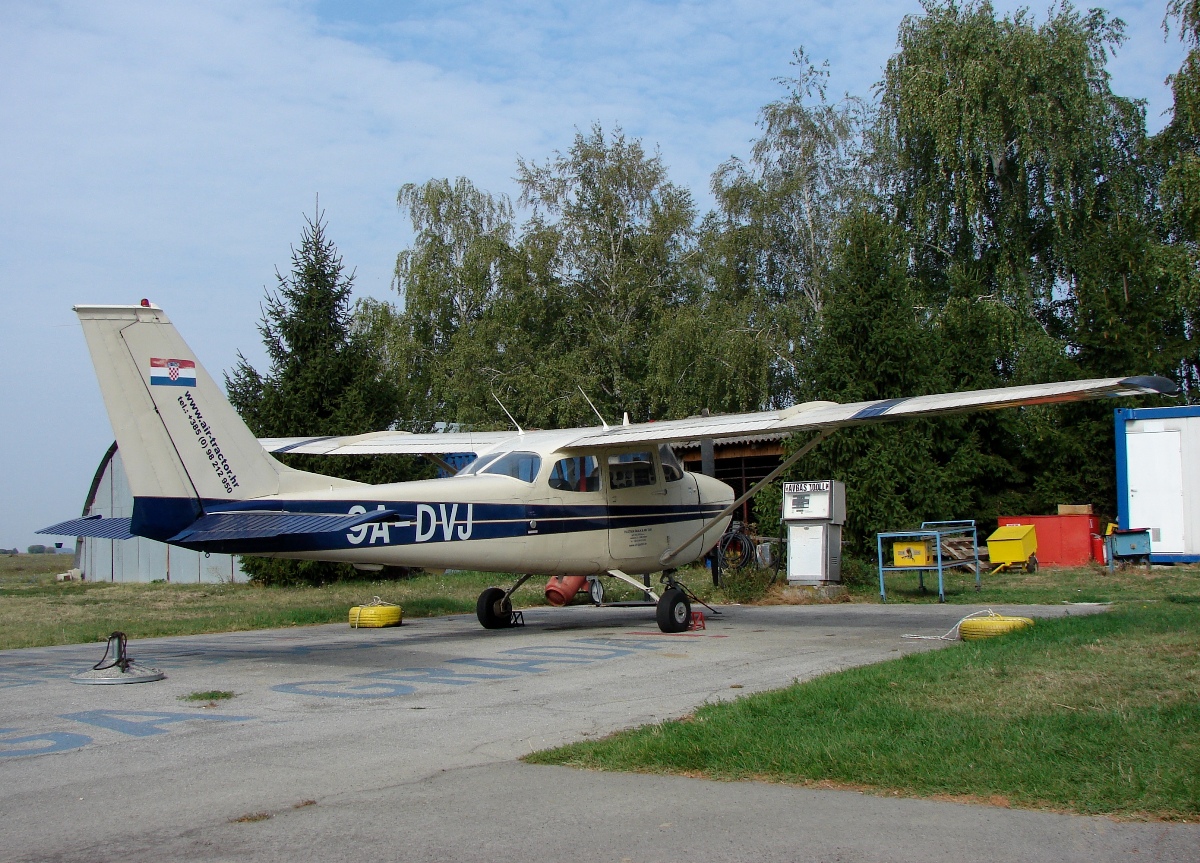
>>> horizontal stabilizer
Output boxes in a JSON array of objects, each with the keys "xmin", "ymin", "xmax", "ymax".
[
  {"xmin": 39, "ymin": 516, "xmax": 134, "ymax": 540},
  {"xmin": 168, "ymin": 509, "xmax": 396, "ymax": 543}
]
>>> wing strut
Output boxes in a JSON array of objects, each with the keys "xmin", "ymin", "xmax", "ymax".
[
  {"xmin": 423, "ymin": 453, "xmax": 459, "ymax": 476},
  {"xmin": 659, "ymin": 429, "xmax": 835, "ymax": 567}
]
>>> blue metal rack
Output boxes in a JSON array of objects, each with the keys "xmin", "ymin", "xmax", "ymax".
[{"xmin": 876, "ymin": 520, "xmax": 981, "ymax": 603}]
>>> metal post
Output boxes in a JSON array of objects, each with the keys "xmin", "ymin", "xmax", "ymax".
[
  {"xmin": 972, "ymin": 525, "xmax": 981, "ymax": 591},
  {"xmin": 877, "ymin": 532, "xmax": 886, "ymax": 602},
  {"xmin": 936, "ymin": 532, "xmax": 946, "ymax": 602}
]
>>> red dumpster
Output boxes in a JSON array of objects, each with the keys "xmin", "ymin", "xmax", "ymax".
[{"xmin": 997, "ymin": 515, "xmax": 1100, "ymax": 567}]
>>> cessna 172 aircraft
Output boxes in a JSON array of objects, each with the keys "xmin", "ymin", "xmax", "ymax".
[{"xmin": 42, "ymin": 303, "xmax": 1177, "ymax": 632}]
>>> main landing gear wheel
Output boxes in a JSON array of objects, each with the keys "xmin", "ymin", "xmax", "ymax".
[
  {"xmin": 656, "ymin": 586, "xmax": 691, "ymax": 633},
  {"xmin": 588, "ymin": 577, "xmax": 605, "ymax": 605},
  {"xmin": 477, "ymin": 587, "xmax": 514, "ymax": 629}
]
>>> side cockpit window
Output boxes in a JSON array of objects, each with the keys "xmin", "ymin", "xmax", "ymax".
[
  {"xmin": 479, "ymin": 451, "xmax": 542, "ymax": 483},
  {"xmin": 608, "ymin": 451, "xmax": 656, "ymax": 489},
  {"xmin": 549, "ymin": 456, "xmax": 600, "ymax": 492}
]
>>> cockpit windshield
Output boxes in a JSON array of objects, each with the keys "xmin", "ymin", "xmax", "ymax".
[
  {"xmin": 456, "ymin": 452, "xmax": 504, "ymax": 477},
  {"xmin": 659, "ymin": 444, "xmax": 685, "ymax": 482}
]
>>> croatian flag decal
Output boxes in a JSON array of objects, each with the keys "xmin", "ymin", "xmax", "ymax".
[{"xmin": 149, "ymin": 357, "xmax": 197, "ymax": 387}]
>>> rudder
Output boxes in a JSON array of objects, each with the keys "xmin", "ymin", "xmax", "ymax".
[{"xmin": 76, "ymin": 304, "xmax": 285, "ymax": 507}]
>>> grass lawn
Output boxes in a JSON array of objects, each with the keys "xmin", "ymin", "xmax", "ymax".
[
  {"xmin": 0, "ymin": 554, "xmax": 719, "ymax": 650},
  {"xmin": 527, "ymin": 599, "xmax": 1200, "ymax": 819}
]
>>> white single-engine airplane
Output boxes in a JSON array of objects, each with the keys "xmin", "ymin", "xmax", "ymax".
[{"xmin": 42, "ymin": 303, "xmax": 1176, "ymax": 632}]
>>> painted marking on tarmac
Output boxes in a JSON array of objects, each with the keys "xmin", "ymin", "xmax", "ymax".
[
  {"xmin": 0, "ymin": 710, "xmax": 254, "ymax": 759},
  {"xmin": 271, "ymin": 637, "xmax": 672, "ymax": 700},
  {"xmin": 61, "ymin": 709, "xmax": 253, "ymax": 737},
  {"xmin": 0, "ymin": 727, "xmax": 93, "ymax": 757}
]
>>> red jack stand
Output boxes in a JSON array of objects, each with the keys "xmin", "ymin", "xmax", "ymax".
[{"xmin": 689, "ymin": 611, "xmax": 706, "ymax": 630}]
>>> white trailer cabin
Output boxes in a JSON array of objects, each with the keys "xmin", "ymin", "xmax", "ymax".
[{"xmin": 1115, "ymin": 406, "xmax": 1200, "ymax": 564}]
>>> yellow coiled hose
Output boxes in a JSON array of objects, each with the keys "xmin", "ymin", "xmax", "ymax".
[
  {"xmin": 349, "ymin": 596, "xmax": 403, "ymax": 628},
  {"xmin": 958, "ymin": 612, "xmax": 1034, "ymax": 640}
]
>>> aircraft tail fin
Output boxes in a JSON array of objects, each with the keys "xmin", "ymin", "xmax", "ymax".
[{"xmin": 74, "ymin": 304, "xmax": 347, "ymax": 538}]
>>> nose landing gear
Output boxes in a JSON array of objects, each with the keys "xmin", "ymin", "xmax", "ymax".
[{"xmin": 655, "ymin": 585, "xmax": 691, "ymax": 633}]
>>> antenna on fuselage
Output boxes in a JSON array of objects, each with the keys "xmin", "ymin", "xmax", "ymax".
[
  {"xmin": 491, "ymin": 391, "xmax": 524, "ymax": 436},
  {"xmin": 578, "ymin": 387, "xmax": 610, "ymax": 431}
]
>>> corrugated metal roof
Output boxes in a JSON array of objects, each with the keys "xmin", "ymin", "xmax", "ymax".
[{"xmin": 671, "ymin": 432, "xmax": 789, "ymax": 450}]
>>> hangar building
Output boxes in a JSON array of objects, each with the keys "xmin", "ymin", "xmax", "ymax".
[{"xmin": 74, "ymin": 443, "xmax": 246, "ymax": 583}]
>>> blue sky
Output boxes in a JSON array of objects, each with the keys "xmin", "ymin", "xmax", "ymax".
[{"xmin": 0, "ymin": 0, "xmax": 1186, "ymax": 548}]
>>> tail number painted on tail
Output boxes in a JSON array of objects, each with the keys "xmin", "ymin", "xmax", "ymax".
[
  {"xmin": 177, "ymin": 393, "xmax": 240, "ymax": 494},
  {"xmin": 345, "ymin": 504, "xmax": 474, "ymax": 545}
]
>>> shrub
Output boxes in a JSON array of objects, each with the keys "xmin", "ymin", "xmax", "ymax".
[{"xmin": 720, "ymin": 565, "xmax": 775, "ymax": 604}]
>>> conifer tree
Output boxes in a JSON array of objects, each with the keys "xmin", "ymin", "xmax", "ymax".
[{"xmin": 226, "ymin": 210, "xmax": 422, "ymax": 585}]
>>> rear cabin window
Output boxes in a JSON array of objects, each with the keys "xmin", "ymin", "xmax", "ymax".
[
  {"xmin": 549, "ymin": 456, "xmax": 600, "ymax": 492},
  {"xmin": 479, "ymin": 451, "xmax": 542, "ymax": 483},
  {"xmin": 608, "ymin": 452, "xmax": 657, "ymax": 489}
]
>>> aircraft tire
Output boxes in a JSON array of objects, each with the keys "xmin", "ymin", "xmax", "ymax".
[
  {"xmin": 656, "ymin": 587, "xmax": 691, "ymax": 633},
  {"xmin": 477, "ymin": 587, "xmax": 513, "ymax": 629}
]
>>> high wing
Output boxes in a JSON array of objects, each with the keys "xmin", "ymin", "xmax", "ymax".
[
  {"xmin": 258, "ymin": 375, "xmax": 1177, "ymax": 456},
  {"xmin": 564, "ymin": 375, "xmax": 1177, "ymax": 449},
  {"xmin": 259, "ymin": 431, "xmax": 517, "ymax": 456}
]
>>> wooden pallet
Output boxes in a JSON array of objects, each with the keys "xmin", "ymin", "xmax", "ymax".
[{"xmin": 939, "ymin": 536, "xmax": 984, "ymax": 571}]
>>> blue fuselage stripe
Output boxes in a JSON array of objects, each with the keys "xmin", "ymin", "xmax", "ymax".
[
  {"xmin": 851, "ymin": 398, "xmax": 907, "ymax": 420},
  {"xmin": 131, "ymin": 497, "xmax": 726, "ymax": 555}
]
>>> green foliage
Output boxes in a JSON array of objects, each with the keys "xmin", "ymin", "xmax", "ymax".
[
  {"xmin": 225, "ymin": 210, "xmax": 427, "ymax": 585},
  {"xmin": 718, "ymin": 566, "xmax": 774, "ymax": 604},
  {"xmin": 1157, "ymin": 0, "xmax": 1200, "ymax": 393},
  {"xmin": 884, "ymin": 1, "xmax": 1128, "ymax": 302},
  {"xmin": 787, "ymin": 211, "xmax": 992, "ymax": 554},
  {"xmin": 706, "ymin": 51, "xmax": 872, "ymax": 406},
  {"xmin": 26, "ymin": 545, "xmax": 46, "ymax": 555},
  {"xmin": 753, "ymin": 482, "xmax": 783, "ymax": 540},
  {"xmin": 228, "ymin": 211, "xmax": 386, "ymax": 437},
  {"xmin": 515, "ymin": 125, "xmax": 701, "ymax": 424},
  {"xmin": 837, "ymin": 555, "xmax": 874, "ymax": 588},
  {"xmin": 179, "ymin": 690, "xmax": 235, "ymax": 703},
  {"xmin": 388, "ymin": 126, "xmax": 768, "ymax": 429}
]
